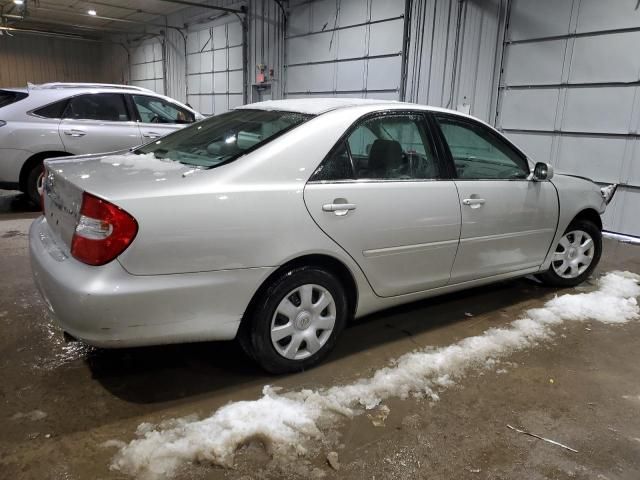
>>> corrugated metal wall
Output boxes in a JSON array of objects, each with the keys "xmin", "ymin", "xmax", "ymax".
[
  {"xmin": 129, "ymin": 37, "xmax": 166, "ymax": 94},
  {"xmin": 497, "ymin": 0, "xmax": 640, "ymax": 236},
  {"xmin": 248, "ymin": 0, "xmax": 285, "ymax": 101},
  {"xmin": 0, "ymin": 35, "xmax": 125, "ymax": 88},
  {"xmin": 405, "ymin": 0, "xmax": 506, "ymax": 122},
  {"xmin": 186, "ymin": 17, "xmax": 244, "ymax": 115},
  {"xmin": 284, "ymin": 0, "xmax": 406, "ymax": 100}
]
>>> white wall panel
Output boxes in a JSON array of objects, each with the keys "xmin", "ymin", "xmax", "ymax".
[
  {"xmin": 186, "ymin": 18, "xmax": 244, "ymax": 116},
  {"xmin": 508, "ymin": 0, "xmax": 573, "ymax": 41},
  {"xmin": 336, "ymin": 26, "xmax": 368, "ymax": 59},
  {"xmin": 504, "ymin": 132, "xmax": 554, "ymax": 164},
  {"xmin": 336, "ymin": 60, "xmax": 366, "ymax": 91},
  {"xmin": 576, "ymin": 0, "xmax": 640, "ymax": 33},
  {"xmin": 570, "ymin": 32, "xmax": 640, "ymax": 83},
  {"xmin": 370, "ymin": 0, "xmax": 404, "ymax": 21},
  {"xmin": 503, "ymin": 41, "xmax": 565, "ymax": 85},
  {"xmin": 369, "ymin": 19, "xmax": 404, "ymax": 56},
  {"xmin": 286, "ymin": 0, "xmax": 402, "ymax": 98},
  {"xmin": 339, "ymin": 0, "xmax": 368, "ymax": 26},
  {"xmin": 500, "ymin": 89, "xmax": 560, "ymax": 131},
  {"xmin": 366, "ymin": 56, "xmax": 401, "ymax": 91},
  {"xmin": 129, "ymin": 38, "xmax": 164, "ymax": 95},
  {"xmin": 562, "ymin": 87, "xmax": 635, "ymax": 134},
  {"xmin": 556, "ymin": 137, "xmax": 628, "ymax": 183}
]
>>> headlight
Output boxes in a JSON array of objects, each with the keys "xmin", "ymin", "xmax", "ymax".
[{"xmin": 600, "ymin": 184, "xmax": 618, "ymax": 205}]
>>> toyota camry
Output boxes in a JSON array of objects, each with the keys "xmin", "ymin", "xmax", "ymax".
[{"xmin": 29, "ymin": 98, "xmax": 617, "ymax": 373}]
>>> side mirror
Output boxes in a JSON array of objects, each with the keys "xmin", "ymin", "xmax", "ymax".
[{"xmin": 532, "ymin": 162, "xmax": 554, "ymax": 181}]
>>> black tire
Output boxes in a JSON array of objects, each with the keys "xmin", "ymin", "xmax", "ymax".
[
  {"xmin": 25, "ymin": 161, "xmax": 44, "ymax": 207},
  {"xmin": 239, "ymin": 266, "xmax": 348, "ymax": 374},
  {"xmin": 536, "ymin": 219, "xmax": 602, "ymax": 287}
]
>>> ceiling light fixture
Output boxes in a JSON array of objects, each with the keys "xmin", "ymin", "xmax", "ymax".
[
  {"xmin": 87, "ymin": 9, "xmax": 97, "ymax": 16},
  {"xmin": 14, "ymin": 0, "xmax": 25, "ymax": 5}
]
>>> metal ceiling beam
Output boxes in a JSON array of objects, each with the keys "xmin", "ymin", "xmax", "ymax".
[
  {"xmin": 0, "ymin": 24, "xmax": 98, "ymax": 40},
  {"xmin": 1, "ymin": 14, "xmax": 160, "ymax": 36},
  {"xmin": 152, "ymin": 0, "xmax": 245, "ymax": 14},
  {"xmin": 21, "ymin": 5, "xmax": 180, "ymax": 28}
]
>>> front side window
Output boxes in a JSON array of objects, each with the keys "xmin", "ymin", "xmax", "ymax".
[
  {"xmin": 132, "ymin": 95, "xmax": 195, "ymax": 124},
  {"xmin": 312, "ymin": 113, "xmax": 441, "ymax": 182},
  {"xmin": 63, "ymin": 93, "xmax": 130, "ymax": 122},
  {"xmin": 436, "ymin": 116, "xmax": 529, "ymax": 180},
  {"xmin": 135, "ymin": 109, "xmax": 311, "ymax": 168}
]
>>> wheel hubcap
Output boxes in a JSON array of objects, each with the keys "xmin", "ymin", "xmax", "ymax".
[
  {"xmin": 270, "ymin": 284, "xmax": 336, "ymax": 361},
  {"xmin": 551, "ymin": 229, "xmax": 595, "ymax": 279}
]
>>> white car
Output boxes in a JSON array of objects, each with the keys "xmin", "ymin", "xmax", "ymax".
[
  {"xmin": 0, "ymin": 83, "xmax": 203, "ymax": 204},
  {"xmin": 30, "ymin": 98, "xmax": 616, "ymax": 373}
]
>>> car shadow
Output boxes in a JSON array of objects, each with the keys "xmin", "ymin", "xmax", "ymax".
[
  {"xmin": 87, "ymin": 276, "xmax": 558, "ymax": 404},
  {"xmin": 0, "ymin": 190, "xmax": 39, "ymax": 216}
]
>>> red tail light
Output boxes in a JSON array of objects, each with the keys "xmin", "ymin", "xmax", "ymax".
[{"xmin": 71, "ymin": 192, "xmax": 138, "ymax": 266}]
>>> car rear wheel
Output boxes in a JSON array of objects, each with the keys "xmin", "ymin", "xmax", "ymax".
[
  {"xmin": 26, "ymin": 162, "xmax": 44, "ymax": 207},
  {"xmin": 536, "ymin": 219, "xmax": 602, "ymax": 287},
  {"xmin": 240, "ymin": 266, "xmax": 348, "ymax": 374}
]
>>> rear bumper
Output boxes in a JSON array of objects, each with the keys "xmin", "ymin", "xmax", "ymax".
[{"xmin": 29, "ymin": 216, "xmax": 274, "ymax": 348}]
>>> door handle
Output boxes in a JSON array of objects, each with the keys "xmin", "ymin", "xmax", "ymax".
[
  {"xmin": 462, "ymin": 198, "xmax": 486, "ymax": 207},
  {"xmin": 143, "ymin": 132, "xmax": 161, "ymax": 139},
  {"xmin": 63, "ymin": 129, "xmax": 86, "ymax": 137},
  {"xmin": 322, "ymin": 202, "xmax": 357, "ymax": 216}
]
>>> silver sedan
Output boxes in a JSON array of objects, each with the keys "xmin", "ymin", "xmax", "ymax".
[{"xmin": 29, "ymin": 99, "xmax": 616, "ymax": 373}]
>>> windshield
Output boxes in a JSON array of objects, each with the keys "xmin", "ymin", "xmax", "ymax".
[{"xmin": 135, "ymin": 109, "xmax": 312, "ymax": 168}]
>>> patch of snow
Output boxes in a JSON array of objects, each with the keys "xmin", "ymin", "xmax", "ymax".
[
  {"xmin": 109, "ymin": 271, "xmax": 640, "ymax": 479},
  {"xmin": 11, "ymin": 410, "xmax": 47, "ymax": 421},
  {"xmin": 100, "ymin": 153, "xmax": 184, "ymax": 172}
]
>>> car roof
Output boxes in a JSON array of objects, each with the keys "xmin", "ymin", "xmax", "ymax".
[
  {"xmin": 237, "ymin": 97, "xmax": 467, "ymax": 117},
  {"xmin": 28, "ymin": 82, "xmax": 156, "ymax": 94}
]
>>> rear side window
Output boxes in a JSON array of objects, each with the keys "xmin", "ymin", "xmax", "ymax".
[
  {"xmin": 0, "ymin": 90, "xmax": 28, "ymax": 108},
  {"xmin": 33, "ymin": 99, "xmax": 68, "ymax": 118},
  {"xmin": 63, "ymin": 93, "xmax": 130, "ymax": 122},
  {"xmin": 311, "ymin": 113, "xmax": 442, "ymax": 182}
]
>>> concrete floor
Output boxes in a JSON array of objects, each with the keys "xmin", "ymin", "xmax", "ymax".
[{"xmin": 1, "ymin": 190, "xmax": 639, "ymax": 480}]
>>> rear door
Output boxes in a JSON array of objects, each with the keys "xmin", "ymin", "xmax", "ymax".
[
  {"xmin": 130, "ymin": 94, "xmax": 196, "ymax": 141},
  {"xmin": 304, "ymin": 111, "xmax": 461, "ymax": 298},
  {"xmin": 59, "ymin": 93, "xmax": 142, "ymax": 154},
  {"xmin": 433, "ymin": 113, "xmax": 559, "ymax": 283}
]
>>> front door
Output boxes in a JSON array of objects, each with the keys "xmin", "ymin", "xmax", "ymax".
[
  {"xmin": 304, "ymin": 112, "xmax": 461, "ymax": 297},
  {"xmin": 59, "ymin": 93, "xmax": 142, "ymax": 154},
  {"xmin": 433, "ymin": 114, "xmax": 559, "ymax": 283}
]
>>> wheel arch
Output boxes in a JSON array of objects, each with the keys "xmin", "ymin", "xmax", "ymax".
[
  {"xmin": 571, "ymin": 208, "xmax": 603, "ymax": 231},
  {"xmin": 19, "ymin": 151, "xmax": 71, "ymax": 191},
  {"xmin": 240, "ymin": 253, "xmax": 359, "ymax": 333}
]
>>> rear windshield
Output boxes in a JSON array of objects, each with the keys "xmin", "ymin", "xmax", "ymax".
[
  {"xmin": 135, "ymin": 109, "xmax": 311, "ymax": 168},
  {"xmin": 0, "ymin": 90, "xmax": 28, "ymax": 108}
]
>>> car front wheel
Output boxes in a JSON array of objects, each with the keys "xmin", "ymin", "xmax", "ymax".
[
  {"xmin": 536, "ymin": 219, "xmax": 602, "ymax": 287},
  {"xmin": 240, "ymin": 266, "xmax": 348, "ymax": 374}
]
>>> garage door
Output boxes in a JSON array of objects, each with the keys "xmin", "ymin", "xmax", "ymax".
[
  {"xmin": 285, "ymin": 0, "xmax": 406, "ymax": 100},
  {"xmin": 129, "ymin": 38, "xmax": 165, "ymax": 94},
  {"xmin": 186, "ymin": 19, "xmax": 244, "ymax": 116},
  {"xmin": 496, "ymin": 0, "xmax": 640, "ymax": 237}
]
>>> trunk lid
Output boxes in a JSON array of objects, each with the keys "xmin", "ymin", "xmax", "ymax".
[{"xmin": 43, "ymin": 151, "xmax": 196, "ymax": 249}]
